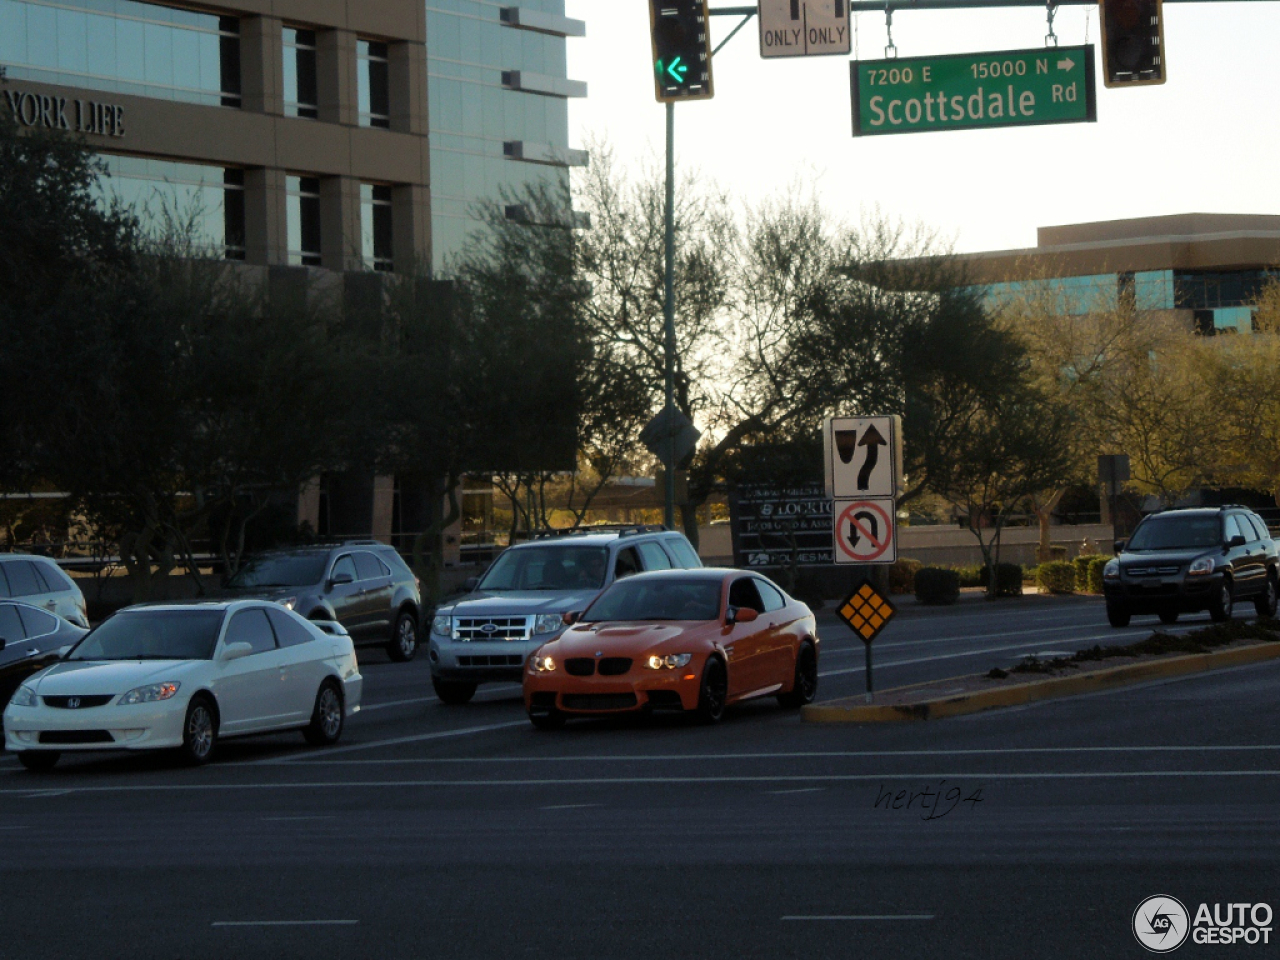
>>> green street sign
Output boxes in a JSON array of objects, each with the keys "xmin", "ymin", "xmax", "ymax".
[{"xmin": 851, "ymin": 45, "xmax": 1096, "ymax": 137}]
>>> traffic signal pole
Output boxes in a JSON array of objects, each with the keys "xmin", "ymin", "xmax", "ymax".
[{"xmin": 663, "ymin": 101, "xmax": 676, "ymax": 530}]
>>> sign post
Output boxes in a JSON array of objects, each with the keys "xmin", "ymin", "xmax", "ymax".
[
  {"xmin": 851, "ymin": 45, "xmax": 1096, "ymax": 137},
  {"xmin": 836, "ymin": 580, "xmax": 897, "ymax": 702}
]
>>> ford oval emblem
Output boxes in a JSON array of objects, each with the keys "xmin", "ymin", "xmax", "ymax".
[{"xmin": 480, "ymin": 622, "xmax": 498, "ymax": 634}]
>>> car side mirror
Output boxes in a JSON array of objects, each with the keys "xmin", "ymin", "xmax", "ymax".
[
  {"xmin": 219, "ymin": 641, "xmax": 254, "ymax": 662},
  {"xmin": 1228, "ymin": 534, "xmax": 1247, "ymax": 548},
  {"xmin": 327, "ymin": 571, "xmax": 355, "ymax": 589},
  {"xmin": 1113, "ymin": 539, "xmax": 1127, "ymax": 553},
  {"xmin": 562, "ymin": 611, "xmax": 581, "ymax": 626},
  {"xmin": 464, "ymin": 577, "xmax": 480, "ymax": 592},
  {"xmin": 727, "ymin": 606, "xmax": 758, "ymax": 625}
]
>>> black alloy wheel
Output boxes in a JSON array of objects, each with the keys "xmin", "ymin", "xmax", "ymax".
[
  {"xmin": 432, "ymin": 677, "xmax": 477, "ymax": 705},
  {"xmin": 778, "ymin": 642, "xmax": 818, "ymax": 708},
  {"xmin": 303, "ymin": 681, "xmax": 344, "ymax": 746},
  {"xmin": 695, "ymin": 657, "xmax": 727, "ymax": 724},
  {"xmin": 17, "ymin": 751, "xmax": 59, "ymax": 771},
  {"xmin": 387, "ymin": 610, "xmax": 418, "ymax": 662},
  {"xmin": 1106, "ymin": 601, "xmax": 1131, "ymax": 628},
  {"xmin": 1254, "ymin": 576, "xmax": 1278, "ymax": 619},
  {"xmin": 1209, "ymin": 580, "xmax": 1234, "ymax": 623},
  {"xmin": 1158, "ymin": 608, "xmax": 1179, "ymax": 625}
]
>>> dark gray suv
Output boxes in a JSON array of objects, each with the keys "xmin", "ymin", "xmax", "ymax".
[
  {"xmin": 1102, "ymin": 506, "xmax": 1278, "ymax": 627},
  {"xmin": 224, "ymin": 541, "xmax": 422, "ymax": 661}
]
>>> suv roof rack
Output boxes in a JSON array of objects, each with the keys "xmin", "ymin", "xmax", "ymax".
[{"xmin": 526, "ymin": 524, "xmax": 668, "ymax": 541}]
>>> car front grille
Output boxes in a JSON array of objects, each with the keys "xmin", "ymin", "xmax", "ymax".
[
  {"xmin": 598, "ymin": 658, "xmax": 632, "ymax": 676},
  {"xmin": 43, "ymin": 695, "xmax": 115, "ymax": 709},
  {"xmin": 39, "ymin": 730, "xmax": 114, "ymax": 744},
  {"xmin": 454, "ymin": 617, "xmax": 531, "ymax": 642},
  {"xmin": 561, "ymin": 693, "xmax": 638, "ymax": 711},
  {"xmin": 1127, "ymin": 565, "xmax": 1182, "ymax": 578},
  {"xmin": 457, "ymin": 655, "xmax": 524, "ymax": 667},
  {"xmin": 565, "ymin": 658, "xmax": 596, "ymax": 676}
]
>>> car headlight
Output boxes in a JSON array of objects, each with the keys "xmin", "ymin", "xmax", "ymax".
[
  {"xmin": 431, "ymin": 615, "xmax": 453, "ymax": 637},
  {"xmin": 9, "ymin": 685, "xmax": 37, "ymax": 708},
  {"xmin": 119, "ymin": 682, "xmax": 181, "ymax": 705},
  {"xmin": 278, "ymin": 597, "xmax": 298, "ymax": 611},
  {"xmin": 533, "ymin": 613, "xmax": 564, "ymax": 635},
  {"xmin": 1188, "ymin": 557, "xmax": 1215, "ymax": 576},
  {"xmin": 644, "ymin": 653, "xmax": 693, "ymax": 670},
  {"xmin": 530, "ymin": 653, "xmax": 556, "ymax": 673},
  {"xmin": 1103, "ymin": 559, "xmax": 1120, "ymax": 580}
]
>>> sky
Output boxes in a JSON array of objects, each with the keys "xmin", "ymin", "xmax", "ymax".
[{"xmin": 564, "ymin": 1, "xmax": 1278, "ymax": 254}]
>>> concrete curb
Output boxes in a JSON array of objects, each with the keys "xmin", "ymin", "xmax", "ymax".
[{"xmin": 802, "ymin": 641, "xmax": 1280, "ymax": 723}]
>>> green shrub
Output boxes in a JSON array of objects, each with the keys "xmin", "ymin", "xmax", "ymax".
[
  {"xmin": 954, "ymin": 564, "xmax": 984, "ymax": 588},
  {"xmin": 888, "ymin": 558, "xmax": 922, "ymax": 594},
  {"xmin": 992, "ymin": 562, "xmax": 1024, "ymax": 597},
  {"xmin": 1036, "ymin": 560, "xmax": 1077, "ymax": 594},
  {"xmin": 1073, "ymin": 554, "xmax": 1093, "ymax": 591},
  {"xmin": 1086, "ymin": 555, "xmax": 1113, "ymax": 594},
  {"xmin": 915, "ymin": 566, "xmax": 961, "ymax": 605}
]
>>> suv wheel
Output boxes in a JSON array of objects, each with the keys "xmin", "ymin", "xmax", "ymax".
[
  {"xmin": 1105, "ymin": 600, "xmax": 1131, "ymax": 628},
  {"xmin": 387, "ymin": 610, "xmax": 418, "ymax": 662},
  {"xmin": 1209, "ymin": 580, "xmax": 1234, "ymax": 623},
  {"xmin": 432, "ymin": 677, "xmax": 477, "ymax": 705},
  {"xmin": 1255, "ymin": 575, "xmax": 1278, "ymax": 619}
]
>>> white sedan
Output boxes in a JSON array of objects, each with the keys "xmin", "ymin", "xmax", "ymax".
[{"xmin": 3, "ymin": 600, "xmax": 362, "ymax": 770}]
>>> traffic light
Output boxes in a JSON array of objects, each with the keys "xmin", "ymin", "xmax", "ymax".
[
  {"xmin": 649, "ymin": 0, "xmax": 714, "ymax": 103},
  {"xmin": 1099, "ymin": 0, "xmax": 1166, "ymax": 87}
]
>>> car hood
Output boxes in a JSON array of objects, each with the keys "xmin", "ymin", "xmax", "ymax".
[
  {"xmin": 26, "ymin": 659, "xmax": 204, "ymax": 696},
  {"xmin": 1118, "ymin": 548, "xmax": 1213, "ymax": 568},
  {"xmin": 547, "ymin": 621, "xmax": 716, "ymax": 656},
  {"xmin": 440, "ymin": 590, "xmax": 600, "ymax": 618}
]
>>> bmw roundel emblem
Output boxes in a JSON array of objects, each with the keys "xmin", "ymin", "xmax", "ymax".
[{"xmin": 595, "ymin": 651, "xmax": 603, "ymax": 658}]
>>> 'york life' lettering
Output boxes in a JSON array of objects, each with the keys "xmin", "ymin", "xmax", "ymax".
[{"xmin": 4, "ymin": 88, "xmax": 125, "ymax": 138}]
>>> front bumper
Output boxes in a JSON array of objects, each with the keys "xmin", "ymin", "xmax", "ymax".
[
  {"xmin": 1103, "ymin": 571, "xmax": 1223, "ymax": 613},
  {"xmin": 4, "ymin": 698, "xmax": 188, "ymax": 753},
  {"xmin": 523, "ymin": 660, "xmax": 703, "ymax": 716},
  {"xmin": 429, "ymin": 637, "xmax": 545, "ymax": 683}
]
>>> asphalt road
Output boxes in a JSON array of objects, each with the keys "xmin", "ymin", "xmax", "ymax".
[{"xmin": 1, "ymin": 593, "xmax": 1276, "ymax": 960}]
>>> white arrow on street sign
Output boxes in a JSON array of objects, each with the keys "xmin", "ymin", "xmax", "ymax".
[
  {"xmin": 823, "ymin": 415, "xmax": 902, "ymax": 500},
  {"xmin": 758, "ymin": 0, "xmax": 850, "ymax": 59}
]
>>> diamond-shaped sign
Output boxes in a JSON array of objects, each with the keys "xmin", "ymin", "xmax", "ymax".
[{"xmin": 837, "ymin": 579, "xmax": 896, "ymax": 644}]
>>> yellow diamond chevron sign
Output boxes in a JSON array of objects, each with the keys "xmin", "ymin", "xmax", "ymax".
[{"xmin": 838, "ymin": 580, "xmax": 896, "ymax": 644}]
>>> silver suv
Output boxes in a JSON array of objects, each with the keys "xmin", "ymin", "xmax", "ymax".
[
  {"xmin": 223, "ymin": 541, "xmax": 422, "ymax": 661},
  {"xmin": 428, "ymin": 527, "xmax": 703, "ymax": 704},
  {"xmin": 0, "ymin": 554, "xmax": 89, "ymax": 628}
]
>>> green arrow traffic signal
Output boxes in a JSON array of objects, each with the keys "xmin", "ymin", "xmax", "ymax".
[{"xmin": 655, "ymin": 56, "xmax": 690, "ymax": 84}]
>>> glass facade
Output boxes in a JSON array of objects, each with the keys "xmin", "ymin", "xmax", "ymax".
[
  {"xmin": 96, "ymin": 154, "xmax": 244, "ymax": 259},
  {"xmin": 361, "ymin": 183, "xmax": 394, "ymax": 271},
  {"xmin": 0, "ymin": 0, "xmax": 240, "ymax": 107},
  {"xmin": 286, "ymin": 175, "xmax": 322, "ymax": 267},
  {"xmin": 357, "ymin": 38, "xmax": 390, "ymax": 128},
  {"xmin": 426, "ymin": 0, "xmax": 572, "ymax": 271},
  {"xmin": 282, "ymin": 26, "xmax": 318, "ymax": 119}
]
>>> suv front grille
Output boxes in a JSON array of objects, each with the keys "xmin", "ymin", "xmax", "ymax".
[
  {"xmin": 454, "ymin": 616, "xmax": 531, "ymax": 642},
  {"xmin": 1127, "ymin": 565, "xmax": 1182, "ymax": 578},
  {"xmin": 458, "ymin": 655, "xmax": 524, "ymax": 667}
]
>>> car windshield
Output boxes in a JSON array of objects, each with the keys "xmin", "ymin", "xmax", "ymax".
[
  {"xmin": 1127, "ymin": 516, "xmax": 1223, "ymax": 551},
  {"xmin": 67, "ymin": 609, "xmax": 226, "ymax": 661},
  {"xmin": 478, "ymin": 546, "xmax": 609, "ymax": 592},
  {"xmin": 226, "ymin": 554, "xmax": 328, "ymax": 588},
  {"xmin": 583, "ymin": 579, "xmax": 721, "ymax": 622}
]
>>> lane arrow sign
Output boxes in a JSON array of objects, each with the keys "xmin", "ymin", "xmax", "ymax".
[{"xmin": 856, "ymin": 424, "xmax": 886, "ymax": 491}]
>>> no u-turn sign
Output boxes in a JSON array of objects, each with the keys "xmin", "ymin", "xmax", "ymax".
[{"xmin": 834, "ymin": 498, "xmax": 897, "ymax": 564}]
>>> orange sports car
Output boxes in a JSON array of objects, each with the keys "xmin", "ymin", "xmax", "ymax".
[{"xmin": 523, "ymin": 568, "xmax": 819, "ymax": 729}]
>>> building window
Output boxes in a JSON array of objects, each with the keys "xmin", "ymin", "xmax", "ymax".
[
  {"xmin": 358, "ymin": 39, "xmax": 390, "ymax": 129},
  {"xmin": 282, "ymin": 27, "xmax": 317, "ymax": 119},
  {"xmin": 94, "ymin": 155, "xmax": 245, "ymax": 260},
  {"xmin": 0, "ymin": 0, "xmax": 240, "ymax": 107},
  {"xmin": 286, "ymin": 175, "xmax": 321, "ymax": 267},
  {"xmin": 361, "ymin": 184, "xmax": 393, "ymax": 272}
]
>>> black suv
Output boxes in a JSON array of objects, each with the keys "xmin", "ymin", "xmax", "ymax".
[
  {"xmin": 223, "ymin": 542, "xmax": 422, "ymax": 660},
  {"xmin": 1102, "ymin": 506, "xmax": 1278, "ymax": 627}
]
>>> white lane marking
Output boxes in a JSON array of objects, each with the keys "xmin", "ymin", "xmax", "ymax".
[
  {"xmin": 768, "ymin": 787, "xmax": 825, "ymax": 795},
  {"xmin": 23, "ymin": 790, "xmax": 73, "ymax": 798},
  {"xmin": 360, "ymin": 684, "xmax": 523, "ymax": 712},
  {"xmin": 212, "ymin": 920, "xmax": 358, "ymax": 928},
  {"xmin": 782, "ymin": 915, "xmax": 934, "ymax": 921},
  {"xmin": 254, "ymin": 744, "xmax": 1280, "ymax": 766},
  {"xmin": 2, "ymin": 769, "xmax": 1278, "ymax": 795},
  {"xmin": 540, "ymin": 803, "xmax": 600, "ymax": 810},
  {"xmin": 254, "ymin": 720, "xmax": 532, "ymax": 763},
  {"xmin": 818, "ymin": 633, "xmax": 1129, "ymax": 678},
  {"xmin": 819, "ymin": 621, "xmax": 1136, "ymax": 658}
]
